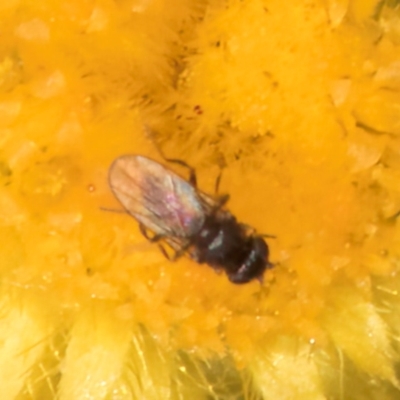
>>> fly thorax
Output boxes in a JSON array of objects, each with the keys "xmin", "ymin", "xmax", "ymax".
[{"xmin": 195, "ymin": 215, "xmax": 249, "ymax": 265}]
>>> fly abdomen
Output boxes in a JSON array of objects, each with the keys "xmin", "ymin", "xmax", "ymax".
[{"xmin": 227, "ymin": 236, "xmax": 271, "ymax": 284}]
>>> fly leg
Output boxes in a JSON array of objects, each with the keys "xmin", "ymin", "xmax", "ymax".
[
  {"xmin": 211, "ymin": 166, "xmax": 231, "ymax": 211},
  {"xmin": 209, "ymin": 193, "xmax": 230, "ymax": 215},
  {"xmin": 214, "ymin": 168, "xmax": 223, "ymax": 194},
  {"xmin": 166, "ymin": 159, "xmax": 228, "ymax": 208},
  {"xmin": 145, "ymin": 126, "xmax": 228, "ymax": 206},
  {"xmin": 100, "ymin": 207, "xmax": 128, "ymax": 214},
  {"xmin": 143, "ymin": 126, "xmax": 198, "ymax": 186},
  {"xmin": 139, "ymin": 224, "xmax": 191, "ymax": 263},
  {"xmin": 139, "ymin": 223, "xmax": 164, "ymax": 242},
  {"xmin": 166, "ymin": 158, "xmax": 232, "ymax": 217},
  {"xmin": 215, "ymin": 193, "xmax": 229, "ymax": 208},
  {"xmin": 164, "ymin": 158, "xmax": 197, "ymax": 187},
  {"xmin": 239, "ymin": 223, "xmax": 276, "ymax": 238},
  {"xmin": 260, "ymin": 233, "xmax": 276, "ymax": 239},
  {"xmin": 139, "ymin": 222, "xmax": 191, "ymax": 262},
  {"xmin": 158, "ymin": 243, "xmax": 189, "ymax": 261}
]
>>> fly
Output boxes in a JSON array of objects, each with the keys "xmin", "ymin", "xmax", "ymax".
[{"xmin": 108, "ymin": 155, "xmax": 274, "ymax": 284}]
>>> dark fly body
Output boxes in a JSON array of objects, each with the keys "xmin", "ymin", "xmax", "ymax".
[{"xmin": 108, "ymin": 155, "xmax": 273, "ymax": 284}]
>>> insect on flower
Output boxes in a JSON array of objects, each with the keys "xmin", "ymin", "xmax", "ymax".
[{"xmin": 108, "ymin": 155, "xmax": 274, "ymax": 284}]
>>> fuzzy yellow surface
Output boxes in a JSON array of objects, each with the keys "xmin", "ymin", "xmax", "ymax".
[{"xmin": 0, "ymin": 0, "xmax": 400, "ymax": 399}]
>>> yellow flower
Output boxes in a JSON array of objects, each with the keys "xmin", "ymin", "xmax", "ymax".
[{"xmin": 0, "ymin": 0, "xmax": 399, "ymax": 398}]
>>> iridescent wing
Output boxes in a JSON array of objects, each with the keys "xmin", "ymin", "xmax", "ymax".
[{"xmin": 109, "ymin": 155, "xmax": 209, "ymax": 238}]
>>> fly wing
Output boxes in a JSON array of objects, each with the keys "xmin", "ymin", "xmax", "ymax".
[{"xmin": 109, "ymin": 155, "xmax": 206, "ymax": 238}]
